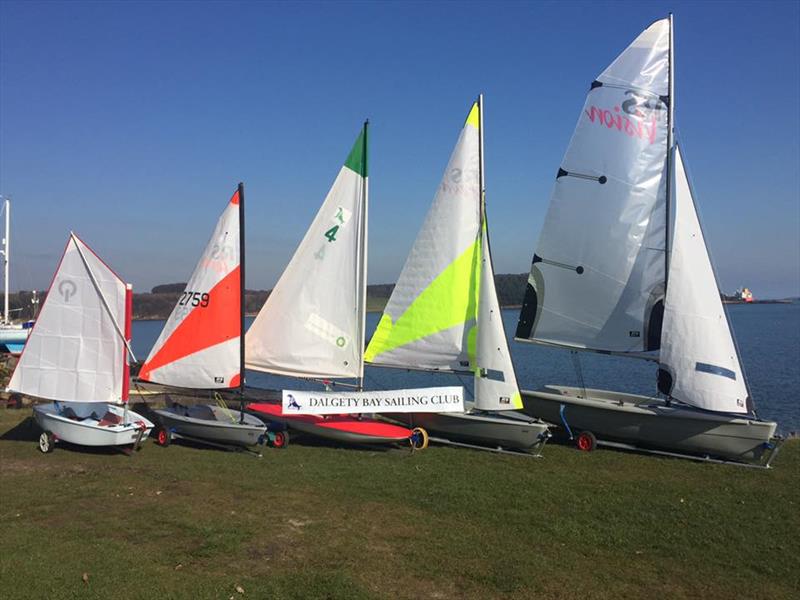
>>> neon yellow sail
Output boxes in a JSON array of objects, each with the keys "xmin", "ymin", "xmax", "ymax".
[{"xmin": 366, "ymin": 100, "xmax": 522, "ymax": 410}]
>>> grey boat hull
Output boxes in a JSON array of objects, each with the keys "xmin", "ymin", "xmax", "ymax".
[
  {"xmin": 387, "ymin": 404, "xmax": 551, "ymax": 452},
  {"xmin": 521, "ymin": 385, "xmax": 779, "ymax": 464},
  {"xmin": 154, "ymin": 405, "xmax": 267, "ymax": 447}
]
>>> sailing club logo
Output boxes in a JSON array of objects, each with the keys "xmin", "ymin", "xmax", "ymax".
[
  {"xmin": 584, "ymin": 90, "xmax": 664, "ymax": 144},
  {"xmin": 58, "ymin": 280, "xmax": 77, "ymax": 302},
  {"xmin": 286, "ymin": 394, "xmax": 302, "ymax": 411}
]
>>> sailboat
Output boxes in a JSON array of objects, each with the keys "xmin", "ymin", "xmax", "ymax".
[
  {"xmin": 7, "ymin": 233, "xmax": 154, "ymax": 453},
  {"xmin": 514, "ymin": 15, "xmax": 780, "ymax": 466},
  {"xmin": 138, "ymin": 185, "xmax": 273, "ymax": 450},
  {"xmin": 365, "ymin": 96, "xmax": 550, "ymax": 454},
  {"xmin": 245, "ymin": 123, "xmax": 427, "ymax": 447},
  {"xmin": 0, "ymin": 196, "xmax": 33, "ymax": 354}
]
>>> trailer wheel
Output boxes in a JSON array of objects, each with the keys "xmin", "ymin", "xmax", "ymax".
[
  {"xmin": 576, "ymin": 431, "xmax": 597, "ymax": 452},
  {"xmin": 410, "ymin": 427, "xmax": 429, "ymax": 450},
  {"xmin": 38, "ymin": 431, "xmax": 55, "ymax": 454},
  {"xmin": 271, "ymin": 430, "xmax": 289, "ymax": 449},
  {"xmin": 155, "ymin": 426, "xmax": 171, "ymax": 447}
]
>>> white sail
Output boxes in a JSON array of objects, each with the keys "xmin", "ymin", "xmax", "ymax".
[
  {"xmin": 8, "ymin": 233, "xmax": 129, "ymax": 403},
  {"xmin": 139, "ymin": 189, "xmax": 241, "ymax": 389},
  {"xmin": 516, "ymin": 18, "xmax": 670, "ymax": 353},
  {"xmin": 245, "ymin": 126, "xmax": 368, "ymax": 380},
  {"xmin": 365, "ymin": 103, "xmax": 481, "ymax": 371},
  {"xmin": 474, "ymin": 224, "xmax": 522, "ymax": 410},
  {"xmin": 658, "ymin": 146, "xmax": 749, "ymax": 413}
]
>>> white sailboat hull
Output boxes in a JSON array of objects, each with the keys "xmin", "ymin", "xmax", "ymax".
[
  {"xmin": 33, "ymin": 403, "xmax": 154, "ymax": 448},
  {"xmin": 521, "ymin": 386, "xmax": 779, "ymax": 464}
]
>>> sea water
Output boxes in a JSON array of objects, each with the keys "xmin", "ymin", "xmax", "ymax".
[{"xmin": 132, "ymin": 302, "xmax": 799, "ymax": 435}]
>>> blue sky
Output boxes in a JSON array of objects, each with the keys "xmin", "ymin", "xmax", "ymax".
[{"xmin": 1, "ymin": 0, "xmax": 798, "ymax": 298}]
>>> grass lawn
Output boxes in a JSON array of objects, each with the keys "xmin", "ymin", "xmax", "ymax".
[{"xmin": 1, "ymin": 407, "xmax": 797, "ymax": 599}]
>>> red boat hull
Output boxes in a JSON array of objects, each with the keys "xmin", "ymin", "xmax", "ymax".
[{"xmin": 248, "ymin": 402, "xmax": 413, "ymax": 445}]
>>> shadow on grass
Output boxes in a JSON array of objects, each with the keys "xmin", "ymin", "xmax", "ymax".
[{"xmin": 0, "ymin": 414, "xmax": 39, "ymax": 442}]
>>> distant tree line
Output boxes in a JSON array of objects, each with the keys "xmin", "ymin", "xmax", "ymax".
[
  {"xmin": 0, "ymin": 275, "xmax": 531, "ymax": 322},
  {"xmin": 8, "ymin": 275, "xmax": 762, "ymax": 322}
]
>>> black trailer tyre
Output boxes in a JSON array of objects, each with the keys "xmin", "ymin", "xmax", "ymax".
[
  {"xmin": 576, "ymin": 430, "xmax": 597, "ymax": 452},
  {"xmin": 155, "ymin": 426, "xmax": 171, "ymax": 447},
  {"xmin": 38, "ymin": 431, "xmax": 55, "ymax": 454},
  {"xmin": 272, "ymin": 430, "xmax": 289, "ymax": 449}
]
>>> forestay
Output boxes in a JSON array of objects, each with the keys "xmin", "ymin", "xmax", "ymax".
[
  {"xmin": 139, "ymin": 189, "xmax": 241, "ymax": 388},
  {"xmin": 8, "ymin": 233, "xmax": 128, "ymax": 403},
  {"xmin": 658, "ymin": 146, "xmax": 749, "ymax": 413},
  {"xmin": 516, "ymin": 18, "xmax": 670, "ymax": 353},
  {"xmin": 245, "ymin": 125, "xmax": 368, "ymax": 380}
]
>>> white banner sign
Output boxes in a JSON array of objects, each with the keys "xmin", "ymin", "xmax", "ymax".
[{"xmin": 282, "ymin": 386, "xmax": 464, "ymax": 415}]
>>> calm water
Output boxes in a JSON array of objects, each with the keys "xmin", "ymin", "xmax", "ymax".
[{"xmin": 132, "ymin": 303, "xmax": 800, "ymax": 435}]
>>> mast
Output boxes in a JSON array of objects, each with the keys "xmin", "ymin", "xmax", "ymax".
[
  {"xmin": 478, "ymin": 94, "xmax": 485, "ymax": 227},
  {"xmin": 358, "ymin": 120, "xmax": 369, "ymax": 391},
  {"xmin": 665, "ymin": 13, "xmax": 675, "ymax": 291},
  {"xmin": 238, "ymin": 182, "xmax": 246, "ymax": 421},
  {"xmin": 2, "ymin": 197, "xmax": 9, "ymax": 324},
  {"xmin": 123, "ymin": 283, "xmax": 132, "ymax": 424}
]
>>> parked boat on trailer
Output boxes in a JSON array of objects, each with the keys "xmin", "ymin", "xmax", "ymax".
[
  {"xmin": 365, "ymin": 97, "xmax": 549, "ymax": 456},
  {"xmin": 514, "ymin": 15, "xmax": 781, "ymax": 466},
  {"xmin": 6, "ymin": 232, "xmax": 153, "ymax": 453},
  {"xmin": 244, "ymin": 123, "xmax": 427, "ymax": 449}
]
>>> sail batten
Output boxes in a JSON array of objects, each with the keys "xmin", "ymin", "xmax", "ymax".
[
  {"xmin": 516, "ymin": 18, "xmax": 670, "ymax": 354},
  {"xmin": 245, "ymin": 125, "xmax": 368, "ymax": 381}
]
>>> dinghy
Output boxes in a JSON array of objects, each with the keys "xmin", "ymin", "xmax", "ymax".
[
  {"xmin": 245, "ymin": 123, "xmax": 425, "ymax": 448},
  {"xmin": 7, "ymin": 233, "xmax": 154, "ymax": 452},
  {"xmin": 138, "ymin": 185, "xmax": 275, "ymax": 451},
  {"xmin": 514, "ymin": 15, "xmax": 780, "ymax": 466},
  {"xmin": 365, "ymin": 97, "xmax": 550, "ymax": 454}
]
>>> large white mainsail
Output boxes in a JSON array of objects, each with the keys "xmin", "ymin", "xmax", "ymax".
[
  {"xmin": 139, "ymin": 188, "xmax": 242, "ymax": 389},
  {"xmin": 8, "ymin": 233, "xmax": 129, "ymax": 403},
  {"xmin": 245, "ymin": 124, "xmax": 368, "ymax": 380},
  {"xmin": 366, "ymin": 99, "xmax": 521, "ymax": 410},
  {"xmin": 516, "ymin": 18, "xmax": 670, "ymax": 353},
  {"xmin": 658, "ymin": 146, "xmax": 749, "ymax": 413}
]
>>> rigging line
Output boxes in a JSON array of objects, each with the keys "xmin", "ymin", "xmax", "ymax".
[
  {"xmin": 570, "ymin": 350, "xmax": 587, "ymax": 400},
  {"xmin": 71, "ymin": 233, "xmax": 137, "ymax": 363},
  {"xmin": 454, "ymin": 369, "xmax": 475, "ymax": 402}
]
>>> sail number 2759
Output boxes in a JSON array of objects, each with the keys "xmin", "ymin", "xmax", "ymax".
[{"xmin": 179, "ymin": 291, "xmax": 210, "ymax": 308}]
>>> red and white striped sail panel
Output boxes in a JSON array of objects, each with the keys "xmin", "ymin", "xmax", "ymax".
[{"xmin": 139, "ymin": 190, "xmax": 241, "ymax": 388}]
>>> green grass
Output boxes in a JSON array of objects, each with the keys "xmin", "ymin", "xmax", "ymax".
[{"xmin": 1, "ymin": 408, "xmax": 797, "ymax": 599}]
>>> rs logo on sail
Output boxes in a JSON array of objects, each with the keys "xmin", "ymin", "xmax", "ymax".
[{"xmin": 584, "ymin": 91, "xmax": 664, "ymax": 144}]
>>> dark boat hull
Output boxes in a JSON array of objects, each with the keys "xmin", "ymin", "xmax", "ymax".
[{"xmin": 522, "ymin": 385, "xmax": 779, "ymax": 464}]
